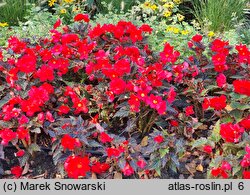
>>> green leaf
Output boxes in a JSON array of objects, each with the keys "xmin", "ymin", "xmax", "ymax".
[
  {"xmin": 175, "ymin": 138, "xmax": 185, "ymax": 154},
  {"xmin": 159, "ymin": 147, "xmax": 169, "ymax": 158},
  {"xmin": 230, "ymin": 75, "xmax": 244, "ymax": 79},
  {"xmin": 113, "ymin": 106, "xmax": 130, "ymax": 118},
  {"xmin": 236, "ymin": 150, "xmax": 245, "ymax": 158},
  {"xmin": 19, "ymin": 153, "xmax": 30, "ymax": 167},
  {"xmin": 0, "ymin": 120, "xmax": 14, "ymax": 128},
  {"xmin": 221, "ymin": 116, "xmax": 233, "ymax": 123},
  {"xmin": 229, "ymin": 92, "xmax": 247, "ymax": 100},
  {"xmin": 155, "ymin": 167, "xmax": 161, "ymax": 176},
  {"xmin": 0, "ymin": 85, "xmax": 5, "ymax": 92},
  {"xmin": 0, "ymin": 94, "xmax": 10, "ymax": 109},
  {"xmin": 30, "ymin": 128, "xmax": 41, "ymax": 134},
  {"xmin": 28, "ymin": 143, "xmax": 41, "ymax": 154},
  {"xmin": 53, "ymin": 146, "xmax": 63, "ymax": 165},
  {"xmin": 118, "ymin": 158, "xmax": 126, "ymax": 170},
  {"xmin": 232, "ymin": 166, "xmax": 242, "ymax": 176},
  {"xmin": 209, "ymin": 155, "xmax": 223, "ymax": 168},
  {"xmin": 193, "ymin": 122, "xmax": 205, "ymax": 129},
  {"xmin": 230, "ymin": 101, "xmax": 250, "ymax": 110},
  {"xmin": 201, "ymin": 85, "xmax": 218, "ymax": 96},
  {"xmin": 230, "ymin": 109, "xmax": 243, "ymax": 122},
  {"xmin": 209, "ymin": 120, "xmax": 221, "ymax": 143},
  {"xmin": 149, "ymin": 158, "xmax": 161, "ymax": 170},
  {"xmin": 191, "ymin": 137, "xmax": 208, "ymax": 149}
]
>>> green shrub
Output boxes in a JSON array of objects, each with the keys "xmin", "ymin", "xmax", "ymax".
[
  {"xmin": 191, "ymin": 0, "xmax": 248, "ymax": 32},
  {"xmin": 93, "ymin": 0, "xmax": 144, "ymax": 13},
  {"xmin": 236, "ymin": 21, "xmax": 250, "ymax": 45},
  {"xmin": 0, "ymin": 6, "xmax": 56, "ymax": 46},
  {"xmin": 0, "ymin": 0, "xmax": 29, "ymax": 26},
  {"xmin": 93, "ymin": 1, "xmax": 197, "ymax": 53}
]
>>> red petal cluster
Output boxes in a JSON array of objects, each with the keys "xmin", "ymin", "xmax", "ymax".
[
  {"xmin": 91, "ymin": 162, "xmax": 110, "ymax": 174},
  {"xmin": 233, "ymin": 80, "xmax": 250, "ymax": 96},
  {"xmin": 61, "ymin": 134, "xmax": 82, "ymax": 150},
  {"xmin": 220, "ymin": 123, "xmax": 244, "ymax": 143},
  {"xmin": 64, "ymin": 155, "xmax": 90, "ymax": 178},
  {"xmin": 0, "ymin": 128, "xmax": 17, "ymax": 145},
  {"xmin": 202, "ymin": 95, "xmax": 227, "ymax": 111},
  {"xmin": 11, "ymin": 166, "xmax": 23, "ymax": 178},
  {"xmin": 240, "ymin": 146, "xmax": 250, "ymax": 168},
  {"xmin": 74, "ymin": 13, "xmax": 90, "ymax": 22},
  {"xmin": 154, "ymin": 135, "xmax": 164, "ymax": 144},
  {"xmin": 211, "ymin": 161, "xmax": 231, "ymax": 179},
  {"xmin": 122, "ymin": 163, "xmax": 134, "ymax": 176}
]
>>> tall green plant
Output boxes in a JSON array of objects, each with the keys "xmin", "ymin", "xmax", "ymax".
[
  {"xmin": 0, "ymin": 0, "xmax": 28, "ymax": 26},
  {"xmin": 236, "ymin": 20, "xmax": 250, "ymax": 45},
  {"xmin": 92, "ymin": 0, "xmax": 144, "ymax": 13},
  {"xmin": 191, "ymin": 0, "xmax": 248, "ymax": 32}
]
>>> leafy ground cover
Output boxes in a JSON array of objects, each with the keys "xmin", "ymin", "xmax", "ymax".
[{"xmin": 0, "ymin": 0, "xmax": 249, "ymax": 179}]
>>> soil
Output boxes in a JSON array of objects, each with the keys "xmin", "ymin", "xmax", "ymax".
[
  {"xmin": 1, "ymin": 144, "xmax": 209, "ymax": 179},
  {"xmin": 0, "ymin": 147, "xmax": 56, "ymax": 179}
]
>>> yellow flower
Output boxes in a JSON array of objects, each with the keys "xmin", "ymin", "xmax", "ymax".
[
  {"xmin": 173, "ymin": 27, "xmax": 180, "ymax": 34},
  {"xmin": 166, "ymin": 26, "xmax": 180, "ymax": 34},
  {"xmin": 208, "ymin": 31, "xmax": 215, "ymax": 37},
  {"xmin": 181, "ymin": 30, "xmax": 189, "ymax": 35},
  {"xmin": 177, "ymin": 14, "xmax": 185, "ymax": 21},
  {"xmin": 166, "ymin": 26, "xmax": 174, "ymax": 32},
  {"xmin": 60, "ymin": 9, "xmax": 67, "ymax": 14},
  {"xmin": 150, "ymin": 4, "xmax": 158, "ymax": 11},
  {"xmin": 48, "ymin": 0, "xmax": 57, "ymax": 7},
  {"xmin": 0, "ymin": 22, "xmax": 8, "ymax": 27},
  {"xmin": 163, "ymin": 10, "xmax": 172, "ymax": 17},
  {"xmin": 173, "ymin": 0, "xmax": 182, "ymax": 4},
  {"xmin": 163, "ymin": 2, "xmax": 174, "ymax": 9},
  {"xmin": 143, "ymin": 2, "xmax": 151, "ymax": 7},
  {"xmin": 64, "ymin": 0, "xmax": 74, "ymax": 3},
  {"xmin": 72, "ymin": 6, "xmax": 80, "ymax": 12}
]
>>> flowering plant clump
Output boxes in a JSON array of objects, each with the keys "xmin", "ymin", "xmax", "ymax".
[
  {"xmin": 137, "ymin": 0, "xmax": 184, "ymax": 22},
  {"xmin": 0, "ymin": 13, "xmax": 249, "ymax": 179}
]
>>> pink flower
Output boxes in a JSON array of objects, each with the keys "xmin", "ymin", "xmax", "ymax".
[
  {"xmin": 216, "ymin": 73, "xmax": 227, "ymax": 88},
  {"xmin": 122, "ymin": 163, "xmax": 134, "ymax": 176},
  {"xmin": 137, "ymin": 159, "xmax": 147, "ymax": 169}
]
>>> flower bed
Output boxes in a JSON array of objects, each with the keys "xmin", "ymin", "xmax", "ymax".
[{"xmin": 0, "ymin": 14, "xmax": 249, "ymax": 179}]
